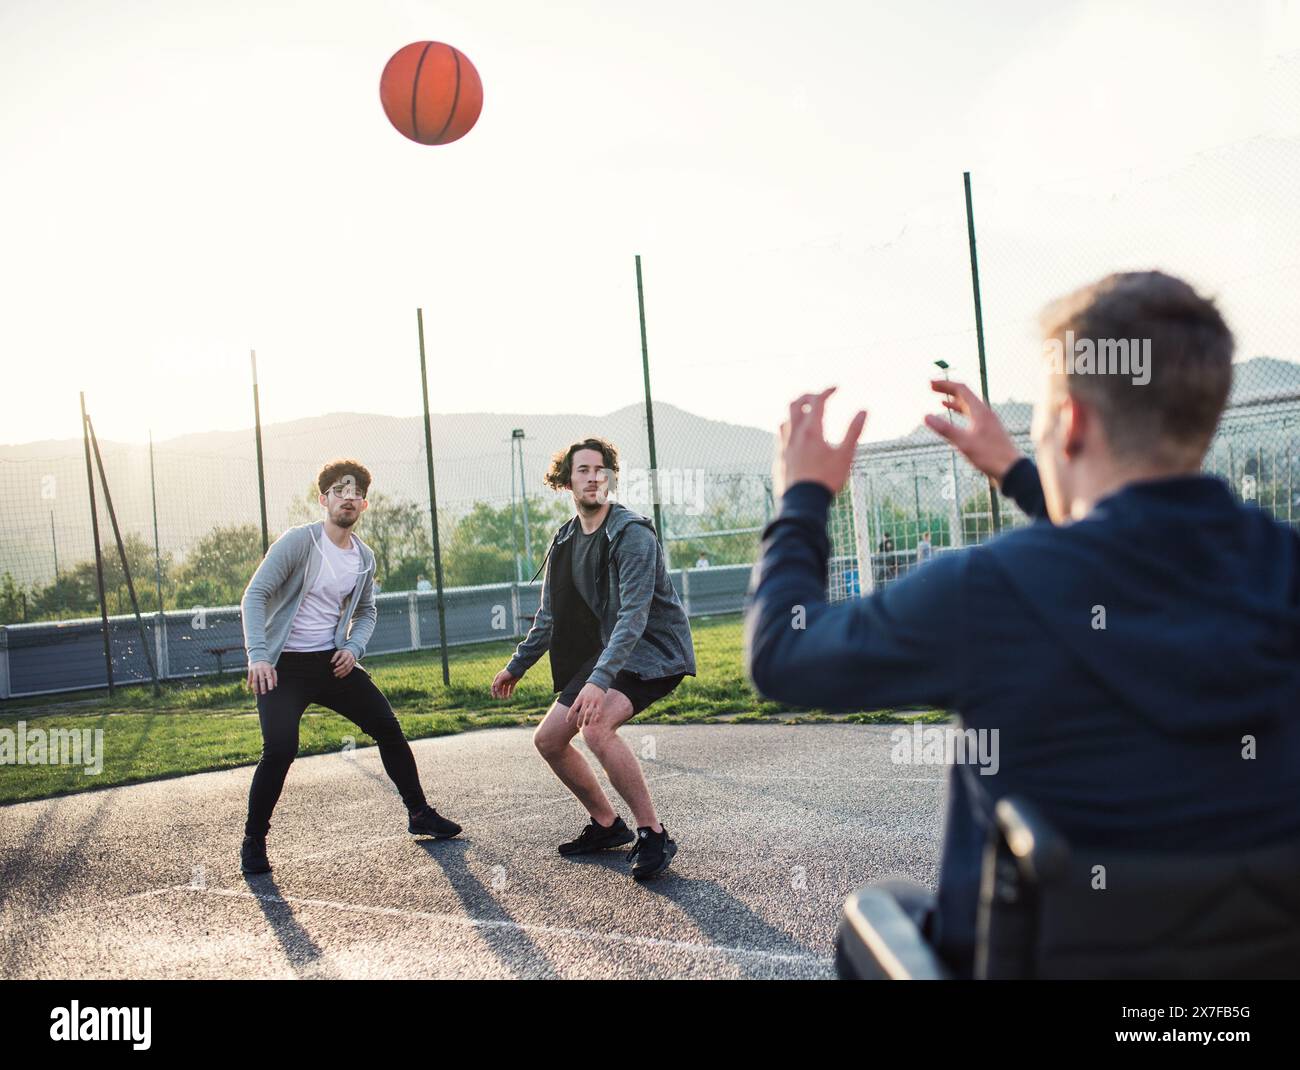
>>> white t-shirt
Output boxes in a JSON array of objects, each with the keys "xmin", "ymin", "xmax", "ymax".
[{"xmin": 283, "ymin": 532, "xmax": 364, "ymax": 652}]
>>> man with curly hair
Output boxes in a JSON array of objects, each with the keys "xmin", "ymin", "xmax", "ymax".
[
  {"xmin": 238, "ymin": 458, "xmax": 462, "ymax": 875},
  {"xmin": 492, "ymin": 438, "xmax": 697, "ymax": 880}
]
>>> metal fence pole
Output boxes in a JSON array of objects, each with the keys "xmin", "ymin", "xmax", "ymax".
[
  {"xmin": 149, "ymin": 429, "xmax": 168, "ymax": 680},
  {"xmin": 80, "ymin": 392, "xmax": 114, "ymax": 696},
  {"xmin": 88, "ymin": 415, "xmax": 161, "ymax": 696},
  {"xmin": 0, "ymin": 626, "xmax": 9, "ymax": 700},
  {"xmin": 963, "ymin": 170, "xmax": 1001, "ymax": 535},
  {"xmin": 509, "ymin": 436, "xmax": 522, "ymax": 582},
  {"xmin": 251, "ymin": 351, "xmax": 269, "ymax": 555},
  {"xmin": 408, "ymin": 591, "xmax": 419, "ymax": 651},
  {"xmin": 416, "ymin": 308, "xmax": 451, "ymax": 687},
  {"xmin": 635, "ymin": 254, "xmax": 665, "ymax": 545},
  {"xmin": 50, "ymin": 510, "xmax": 59, "ymax": 581},
  {"xmin": 514, "ymin": 429, "xmax": 533, "ymax": 574}
]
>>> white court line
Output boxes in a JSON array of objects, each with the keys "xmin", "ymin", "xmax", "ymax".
[
  {"xmin": 185, "ymin": 884, "xmax": 825, "ymax": 967},
  {"xmin": 282, "ymin": 770, "xmax": 939, "ymax": 865},
  {"xmin": 687, "ymin": 774, "xmax": 945, "ymax": 782},
  {"xmin": 0, "ymin": 884, "xmax": 188, "ymax": 934}
]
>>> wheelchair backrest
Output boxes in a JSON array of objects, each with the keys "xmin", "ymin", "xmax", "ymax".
[{"xmin": 977, "ymin": 798, "xmax": 1300, "ymax": 979}]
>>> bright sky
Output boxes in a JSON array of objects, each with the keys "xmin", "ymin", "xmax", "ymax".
[{"xmin": 3, "ymin": 0, "xmax": 1299, "ymax": 448}]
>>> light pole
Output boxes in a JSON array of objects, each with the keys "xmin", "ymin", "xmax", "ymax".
[
  {"xmin": 513, "ymin": 429, "xmax": 532, "ymax": 575},
  {"xmin": 934, "ymin": 360, "xmax": 963, "ymax": 548},
  {"xmin": 509, "ymin": 434, "xmax": 522, "ymax": 583}
]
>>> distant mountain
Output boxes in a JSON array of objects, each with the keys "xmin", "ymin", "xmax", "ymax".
[
  {"xmin": 1229, "ymin": 356, "xmax": 1300, "ymax": 404},
  {"xmin": 5, "ymin": 356, "xmax": 1297, "ymax": 588},
  {"xmin": 882, "ymin": 401, "xmax": 1034, "ymax": 449},
  {"xmin": 0, "ymin": 402, "xmax": 776, "ymax": 587},
  {"xmin": 873, "ymin": 355, "xmax": 1300, "ymax": 449}
]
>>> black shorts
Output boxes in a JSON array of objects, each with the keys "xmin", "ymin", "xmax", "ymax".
[{"xmin": 557, "ymin": 652, "xmax": 685, "ymax": 715}]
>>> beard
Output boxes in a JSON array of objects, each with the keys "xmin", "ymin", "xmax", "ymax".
[{"xmin": 334, "ymin": 509, "xmax": 358, "ymax": 528}]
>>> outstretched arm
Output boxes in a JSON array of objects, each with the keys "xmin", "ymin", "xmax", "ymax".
[
  {"xmin": 744, "ymin": 386, "xmax": 969, "ymax": 712},
  {"xmin": 998, "ymin": 457, "xmax": 1048, "ymax": 521},
  {"xmin": 744, "ymin": 482, "xmax": 968, "ymax": 712},
  {"xmin": 925, "ymin": 379, "xmax": 1048, "ymax": 522}
]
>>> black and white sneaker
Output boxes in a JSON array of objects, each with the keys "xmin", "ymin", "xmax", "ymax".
[
  {"xmin": 558, "ymin": 815, "xmax": 636, "ymax": 856},
  {"xmin": 628, "ymin": 825, "xmax": 677, "ymax": 881},
  {"xmin": 240, "ymin": 834, "xmax": 271, "ymax": 875},
  {"xmin": 408, "ymin": 805, "xmax": 462, "ymax": 839}
]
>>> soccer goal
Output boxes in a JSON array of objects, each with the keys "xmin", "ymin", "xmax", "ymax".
[{"xmin": 828, "ymin": 453, "xmax": 874, "ymax": 602}]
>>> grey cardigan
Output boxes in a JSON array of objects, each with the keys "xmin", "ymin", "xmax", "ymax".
[{"xmin": 240, "ymin": 522, "xmax": 378, "ymax": 665}]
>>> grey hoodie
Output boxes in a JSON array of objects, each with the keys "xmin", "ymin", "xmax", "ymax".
[
  {"xmin": 507, "ymin": 501, "xmax": 697, "ymax": 690},
  {"xmin": 241, "ymin": 521, "xmax": 378, "ymax": 665}
]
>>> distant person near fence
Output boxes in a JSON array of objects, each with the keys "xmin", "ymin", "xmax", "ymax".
[{"xmin": 914, "ymin": 530, "xmax": 933, "ymax": 566}]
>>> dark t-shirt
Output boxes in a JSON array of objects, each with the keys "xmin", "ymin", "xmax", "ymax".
[{"xmin": 570, "ymin": 509, "xmax": 610, "ymax": 615}]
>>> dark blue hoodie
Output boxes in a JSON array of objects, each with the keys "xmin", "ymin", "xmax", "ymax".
[{"xmin": 744, "ymin": 467, "xmax": 1300, "ymax": 975}]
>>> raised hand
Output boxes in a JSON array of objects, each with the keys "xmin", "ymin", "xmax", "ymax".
[
  {"xmin": 924, "ymin": 379, "xmax": 1023, "ymax": 484},
  {"xmin": 773, "ymin": 387, "xmax": 868, "ymax": 498}
]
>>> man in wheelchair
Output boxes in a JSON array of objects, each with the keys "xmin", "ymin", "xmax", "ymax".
[{"xmin": 743, "ymin": 271, "xmax": 1300, "ymax": 979}]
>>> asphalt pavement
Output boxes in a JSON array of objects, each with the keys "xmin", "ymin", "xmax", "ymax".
[{"xmin": 0, "ymin": 724, "xmax": 946, "ymax": 979}]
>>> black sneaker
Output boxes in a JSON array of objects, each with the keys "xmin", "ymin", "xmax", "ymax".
[
  {"xmin": 558, "ymin": 815, "xmax": 636, "ymax": 856},
  {"xmin": 240, "ymin": 834, "xmax": 271, "ymax": 875},
  {"xmin": 409, "ymin": 805, "xmax": 462, "ymax": 839},
  {"xmin": 628, "ymin": 825, "xmax": 677, "ymax": 881}
]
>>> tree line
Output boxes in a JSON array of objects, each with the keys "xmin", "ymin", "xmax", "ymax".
[
  {"xmin": 0, "ymin": 478, "xmax": 783, "ymax": 626},
  {"xmin": 1, "ymin": 492, "xmax": 570, "ymax": 625}
]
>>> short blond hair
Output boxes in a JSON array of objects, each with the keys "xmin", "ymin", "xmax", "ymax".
[{"xmin": 1040, "ymin": 271, "xmax": 1234, "ymax": 464}]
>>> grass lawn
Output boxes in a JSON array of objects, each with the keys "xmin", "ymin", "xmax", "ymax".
[{"xmin": 0, "ymin": 613, "xmax": 945, "ymax": 805}]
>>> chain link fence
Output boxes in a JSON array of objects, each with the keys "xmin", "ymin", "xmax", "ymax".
[
  {"xmin": 832, "ymin": 55, "xmax": 1300, "ymax": 593},
  {"xmin": 5, "ymin": 66, "xmax": 1300, "ymax": 695},
  {"xmin": 0, "ymin": 393, "xmax": 770, "ymax": 697}
]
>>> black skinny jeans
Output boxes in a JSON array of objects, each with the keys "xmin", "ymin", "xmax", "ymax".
[{"xmin": 244, "ymin": 650, "xmax": 427, "ymax": 837}]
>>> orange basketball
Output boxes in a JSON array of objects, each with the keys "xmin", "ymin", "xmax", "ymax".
[{"xmin": 379, "ymin": 42, "xmax": 483, "ymax": 146}]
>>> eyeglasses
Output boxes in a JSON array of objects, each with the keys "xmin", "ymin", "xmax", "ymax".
[{"xmin": 327, "ymin": 483, "xmax": 366, "ymax": 500}]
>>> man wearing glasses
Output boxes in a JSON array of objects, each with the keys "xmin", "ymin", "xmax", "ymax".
[{"xmin": 238, "ymin": 459, "xmax": 462, "ymax": 875}]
